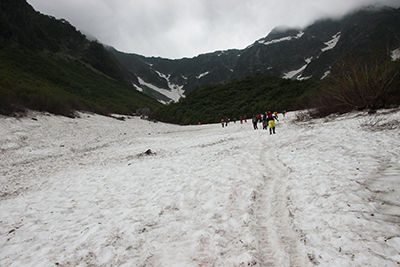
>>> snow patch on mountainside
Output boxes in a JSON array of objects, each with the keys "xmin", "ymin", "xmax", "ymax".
[
  {"xmin": 137, "ymin": 77, "xmax": 183, "ymax": 103},
  {"xmin": 321, "ymin": 70, "xmax": 331, "ymax": 79},
  {"xmin": 391, "ymin": 47, "xmax": 400, "ymax": 61},
  {"xmin": 322, "ymin": 32, "xmax": 341, "ymax": 52},
  {"xmin": 258, "ymin": 31, "xmax": 304, "ymax": 46},
  {"xmin": 196, "ymin": 71, "xmax": 209, "ymax": 79},
  {"xmin": 283, "ymin": 57, "xmax": 313, "ymax": 79},
  {"xmin": 154, "ymin": 71, "xmax": 185, "ymax": 100},
  {"xmin": 132, "ymin": 83, "xmax": 143, "ymax": 92}
]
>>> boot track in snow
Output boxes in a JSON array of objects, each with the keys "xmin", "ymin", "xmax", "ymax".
[{"xmin": 252, "ymin": 145, "xmax": 309, "ymax": 266}]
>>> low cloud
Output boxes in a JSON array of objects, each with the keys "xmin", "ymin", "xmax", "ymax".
[{"xmin": 27, "ymin": 0, "xmax": 400, "ymax": 59}]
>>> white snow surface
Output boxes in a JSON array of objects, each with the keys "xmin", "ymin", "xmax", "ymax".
[
  {"xmin": 283, "ymin": 57, "xmax": 313, "ymax": 80},
  {"xmin": 258, "ymin": 31, "xmax": 304, "ymax": 46},
  {"xmin": 322, "ymin": 32, "xmax": 341, "ymax": 52},
  {"xmin": 137, "ymin": 77, "xmax": 182, "ymax": 103},
  {"xmin": 132, "ymin": 83, "xmax": 143, "ymax": 92},
  {"xmin": 154, "ymin": 71, "xmax": 185, "ymax": 102},
  {"xmin": 1, "ymin": 109, "xmax": 400, "ymax": 266},
  {"xmin": 196, "ymin": 71, "xmax": 210, "ymax": 79},
  {"xmin": 321, "ymin": 70, "xmax": 331, "ymax": 80},
  {"xmin": 391, "ymin": 48, "xmax": 400, "ymax": 61}
]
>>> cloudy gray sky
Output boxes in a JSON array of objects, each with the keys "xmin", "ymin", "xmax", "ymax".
[{"xmin": 27, "ymin": 0, "xmax": 400, "ymax": 59}]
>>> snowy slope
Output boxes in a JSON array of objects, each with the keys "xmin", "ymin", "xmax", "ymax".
[
  {"xmin": 258, "ymin": 31, "xmax": 305, "ymax": 46},
  {"xmin": 321, "ymin": 32, "xmax": 341, "ymax": 52},
  {"xmin": 1, "ymin": 109, "xmax": 400, "ymax": 266},
  {"xmin": 137, "ymin": 75, "xmax": 184, "ymax": 104}
]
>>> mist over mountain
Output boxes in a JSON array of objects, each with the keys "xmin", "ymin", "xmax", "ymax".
[{"xmin": 108, "ymin": 5, "xmax": 400, "ymax": 103}]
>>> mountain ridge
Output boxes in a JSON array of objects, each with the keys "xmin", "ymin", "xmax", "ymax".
[
  {"xmin": 1, "ymin": 0, "xmax": 399, "ymax": 116},
  {"xmin": 108, "ymin": 5, "xmax": 400, "ymax": 103}
]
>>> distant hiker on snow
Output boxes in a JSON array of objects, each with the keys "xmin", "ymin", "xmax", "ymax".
[
  {"xmin": 252, "ymin": 115, "xmax": 258, "ymax": 130},
  {"xmin": 262, "ymin": 112, "xmax": 268, "ymax": 130},
  {"xmin": 221, "ymin": 119, "xmax": 225, "ymax": 128},
  {"xmin": 257, "ymin": 113, "xmax": 262, "ymax": 123},
  {"xmin": 266, "ymin": 111, "xmax": 279, "ymax": 134}
]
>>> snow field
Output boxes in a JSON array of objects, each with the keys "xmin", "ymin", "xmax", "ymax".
[
  {"xmin": 276, "ymin": 111, "xmax": 400, "ymax": 266},
  {"xmin": 1, "ymin": 109, "xmax": 400, "ymax": 266}
]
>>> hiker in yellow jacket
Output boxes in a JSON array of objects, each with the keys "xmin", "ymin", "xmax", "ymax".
[{"xmin": 266, "ymin": 111, "xmax": 279, "ymax": 134}]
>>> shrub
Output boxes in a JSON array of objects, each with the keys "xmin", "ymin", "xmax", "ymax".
[{"xmin": 311, "ymin": 50, "xmax": 400, "ymax": 117}]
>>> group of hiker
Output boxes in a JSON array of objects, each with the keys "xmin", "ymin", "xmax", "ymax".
[
  {"xmin": 252, "ymin": 111, "xmax": 279, "ymax": 134},
  {"xmin": 221, "ymin": 110, "xmax": 286, "ymax": 134},
  {"xmin": 221, "ymin": 115, "xmax": 248, "ymax": 127}
]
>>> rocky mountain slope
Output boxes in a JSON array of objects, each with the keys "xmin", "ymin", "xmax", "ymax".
[
  {"xmin": 109, "ymin": 6, "xmax": 400, "ymax": 103},
  {"xmin": 0, "ymin": 0, "xmax": 161, "ymax": 116},
  {"xmin": 2, "ymin": 1, "xmax": 399, "ymax": 108}
]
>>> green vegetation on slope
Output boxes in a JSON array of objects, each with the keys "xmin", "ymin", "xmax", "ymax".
[
  {"xmin": 152, "ymin": 73, "xmax": 320, "ymax": 124},
  {"xmin": 0, "ymin": 44, "xmax": 161, "ymax": 116}
]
